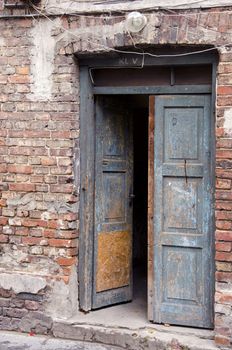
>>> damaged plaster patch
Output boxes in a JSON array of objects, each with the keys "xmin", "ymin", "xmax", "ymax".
[
  {"xmin": 0, "ymin": 243, "xmax": 62, "ymax": 276},
  {"xmin": 30, "ymin": 19, "xmax": 58, "ymax": 100},
  {"xmin": 46, "ymin": 266, "xmax": 78, "ymax": 319},
  {"xmin": 224, "ymin": 108, "xmax": 232, "ymax": 136},
  {"xmin": 47, "ymin": 201, "xmax": 78, "ymax": 214},
  {"xmin": 0, "ymin": 273, "xmax": 46, "ymax": 294},
  {"xmin": 7, "ymin": 193, "xmax": 36, "ymax": 211}
]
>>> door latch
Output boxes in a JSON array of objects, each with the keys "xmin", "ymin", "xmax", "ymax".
[{"xmin": 129, "ymin": 193, "xmax": 135, "ymax": 207}]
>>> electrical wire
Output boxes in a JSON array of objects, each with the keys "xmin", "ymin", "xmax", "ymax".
[
  {"xmin": 29, "ymin": 1, "xmax": 231, "ymax": 59},
  {"xmin": 31, "ymin": 2, "xmax": 232, "ymax": 37}
]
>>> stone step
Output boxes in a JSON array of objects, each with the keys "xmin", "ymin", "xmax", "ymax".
[{"xmin": 53, "ymin": 320, "xmax": 220, "ymax": 350}]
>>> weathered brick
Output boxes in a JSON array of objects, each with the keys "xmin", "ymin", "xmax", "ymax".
[
  {"xmin": 0, "ymin": 298, "xmax": 10, "ymax": 307},
  {"xmin": 217, "ymin": 139, "xmax": 232, "ymax": 149},
  {"xmin": 50, "ymin": 184, "xmax": 73, "ymax": 193},
  {"xmin": 8, "ymin": 164, "xmax": 33, "ymax": 174},
  {"xmin": 218, "ymin": 63, "xmax": 232, "ymax": 74},
  {"xmin": 48, "ymin": 238, "xmax": 77, "ymax": 248},
  {"xmin": 0, "ymin": 217, "xmax": 8, "ymax": 225},
  {"xmin": 216, "ymin": 251, "xmax": 232, "ymax": 262},
  {"xmin": 215, "ymin": 336, "xmax": 231, "ymax": 346},
  {"xmin": 0, "ymin": 234, "xmax": 9, "ymax": 243},
  {"xmin": 22, "ymin": 237, "xmax": 48, "ymax": 246},
  {"xmin": 216, "ymin": 211, "xmax": 232, "ymax": 220},
  {"xmin": 2, "ymin": 208, "xmax": 15, "ymax": 217},
  {"xmin": 44, "ymin": 175, "xmax": 57, "ymax": 184},
  {"xmin": 55, "ymin": 256, "xmax": 76, "ymax": 266},
  {"xmin": 15, "ymin": 227, "xmax": 29, "ymax": 236},
  {"xmin": 22, "ymin": 219, "xmax": 47, "ymax": 228},
  {"xmin": 50, "ymin": 166, "xmax": 72, "ymax": 175},
  {"xmin": 216, "ymin": 293, "xmax": 232, "ymax": 304},
  {"xmin": 0, "ymin": 289, "xmax": 12, "ymax": 298},
  {"xmin": 216, "ymin": 202, "xmax": 232, "ymax": 210},
  {"xmin": 215, "ymin": 190, "xmax": 232, "ymax": 201},
  {"xmin": 216, "ymin": 272, "xmax": 232, "ymax": 282},
  {"xmin": 30, "ymin": 246, "xmax": 43, "ymax": 255},
  {"xmin": 15, "ymin": 66, "xmax": 30, "ymax": 75},
  {"xmin": 216, "ymin": 231, "xmax": 232, "ymax": 242},
  {"xmin": 216, "ymin": 242, "xmax": 232, "ymax": 252},
  {"xmin": 41, "ymin": 157, "xmax": 57, "ymax": 166},
  {"xmin": 36, "ymin": 184, "xmax": 49, "ymax": 192},
  {"xmin": 216, "ymin": 261, "xmax": 232, "ymax": 272},
  {"xmin": 30, "ymin": 175, "xmax": 44, "ymax": 183},
  {"xmin": 216, "ymin": 220, "xmax": 232, "ymax": 230},
  {"xmin": 9, "ymin": 183, "xmax": 35, "ymax": 192},
  {"xmin": 8, "ymin": 75, "xmax": 30, "ymax": 84},
  {"xmin": 8, "ymin": 218, "xmax": 22, "ymax": 226},
  {"xmin": 0, "ymin": 316, "xmax": 20, "ymax": 331},
  {"xmin": 0, "ymin": 164, "xmax": 7, "ymax": 172},
  {"xmin": 10, "ymin": 298, "xmax": 25, "ymax": 308},
  {"xmin": 30, "ymin": 228, "xmax": 43, "ymax": 237},
  {"xmin": 24, "ymin": 300, "xmax": 39, "ymax": 310},
  {"xmin": 66, "ymin": 247, "xmax": 78, "ymax": 256},
  {"xmin": 217, "ymin": 85, "xmax": 232, "ymax": 95}
]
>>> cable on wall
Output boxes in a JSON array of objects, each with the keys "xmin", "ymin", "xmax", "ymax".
[{"xmin": 29, "ymin": 2, "xmax": 232, "ymax": 60}]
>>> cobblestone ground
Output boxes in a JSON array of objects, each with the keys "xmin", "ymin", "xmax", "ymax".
[{"xmin": 0, "ymin": 331, "xmax": 121, "ymax": 350}]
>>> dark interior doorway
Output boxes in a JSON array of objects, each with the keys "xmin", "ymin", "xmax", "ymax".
[
  {"xmin": 119, "ymin": 95, "xmax": 149, "ymax": 308},
  {"xmin": 131, "ymin": 97, "xmax": 148, "ymax": 305}
]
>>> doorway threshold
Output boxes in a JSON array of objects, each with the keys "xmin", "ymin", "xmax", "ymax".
[{"xmin": 52, "ymin": 296, "xmax": 218, "ymax": 350}]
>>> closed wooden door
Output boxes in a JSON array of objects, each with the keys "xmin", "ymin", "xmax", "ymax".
[
  {"xmin": 92, "ymin": 96, "xmax": 133, "ymax": 309},
  {"xmin": 148, "ymin": 95, "xmax": 214, "ymax": 328}
]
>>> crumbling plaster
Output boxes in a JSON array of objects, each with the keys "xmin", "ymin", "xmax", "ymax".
[
  {"xmin": 223, "ymin": 109, "xmax": 232, "ymax": 136},
  {"xmin": 0, "ymin": 269, "xmax": 79, "ymax": 319},
  {"xmin": 46, "ymin": 265, "xmax": 79, "ymax": 319},
  {"xmin": 0, "ymin": 273, "xmax": 46, "ymax": 294},
  {"xmin": 43, "ymin": 0, "xmax": 232, "ymax": 15},
  {"xmin": 30, "ymin": 19, "xmax": 59, "ymax": 101}
]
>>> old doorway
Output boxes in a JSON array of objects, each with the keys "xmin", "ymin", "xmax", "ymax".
[
  {"xmin": 79, "ymin": 56, "xmax": 215, "ymax": 329},
  {"xmin": 91, "ymin": 93, "xmax": 213, "ymax": 328},
  {"xmin": 92, "ymin": 95, "xmax": 149, "ymax": 310}
]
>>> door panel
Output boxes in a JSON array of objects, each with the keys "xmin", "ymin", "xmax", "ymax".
[
  {"xmin": 92, "ymin": 96, "xmax": 133, "ymax": 309},
  {"xmin": 149, "ymin": 95, "xmax": 214, "ymax": 328}
]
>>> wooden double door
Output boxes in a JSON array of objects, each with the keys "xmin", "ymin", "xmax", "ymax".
[{"xmin": 91, "ymin": 94, "xmax": 214, "ymax": 328}]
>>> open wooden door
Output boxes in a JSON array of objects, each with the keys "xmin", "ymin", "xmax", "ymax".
[
  {"xmin": 92, "ymin": 96, "xmax": 133, "ymax": 309},
  {"xmin": 148, "ymin": 95, "xmax": 214, "ymax": 328}
]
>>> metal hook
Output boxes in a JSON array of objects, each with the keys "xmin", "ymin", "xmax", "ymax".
[{"xmin": 184, "ymin": 159, "xmax": 188, "ymax": 185}]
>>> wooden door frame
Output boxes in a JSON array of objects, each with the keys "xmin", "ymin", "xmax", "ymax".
[{"xmin": 78, "ymin": 52, "xmax": 217, "ymax": 312}]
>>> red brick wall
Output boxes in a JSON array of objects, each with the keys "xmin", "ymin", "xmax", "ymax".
[
  {"xmin": 215, "ymin": 52, "xmax": 232, "ymax": 348},
  {"xmin": 0, "ymin": 6, "xmax": 231, "ymax": 347},
  {"xmin": 0, "ymin": 16, "xmax": 80, "ymax": 330},
  {"xmin": 0, "ymin": 17, "xmax": 79, "ymax": 279}
]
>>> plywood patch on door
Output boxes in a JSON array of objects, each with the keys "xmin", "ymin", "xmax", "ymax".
[{"xmin": 96, "ymin": 231, "xmax": 131, "ymax": 292}]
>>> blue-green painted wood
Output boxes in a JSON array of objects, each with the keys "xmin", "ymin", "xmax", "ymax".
[
  {"xmin": 152, "ymin": 95, "xmax": 214, "ymax": 328},
  {"xmin": 92, "ymin": 96, "xmax": 133, "ymax": 309},
  {"xmin": 93, "ymin": 85, "xmax": 211, "ymax": 95},
  {"xmin": 79, "ymin": 66, "xmax": 95, "ymax": 312},
  {"xmin": 78, "ymin": 53, "xmax": 217, "ymax": 68}
]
